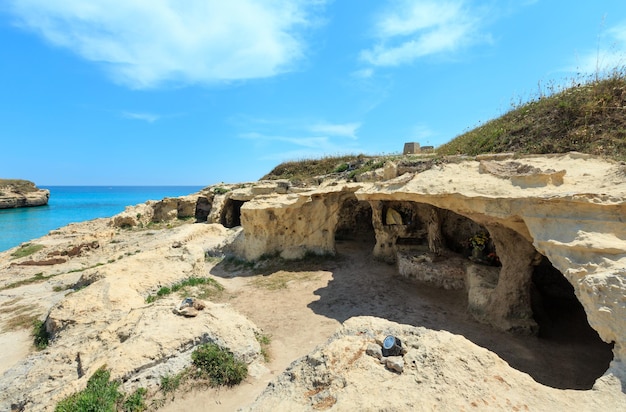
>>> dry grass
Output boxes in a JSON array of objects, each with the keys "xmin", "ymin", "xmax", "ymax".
[
  {"xmin": 250, "ymin": 270, "xmax": 320, "ymax": 290},
  {"xmin": 1, "ymin": 304, "xmax": 40, "ymax": 332},
  {"xmin": 438, "ymin": 69, "xmax": 626, "ymax": 161},
  {"xmin": 0, "ymin": 179, "xmax": 39, "ymax": 193}
]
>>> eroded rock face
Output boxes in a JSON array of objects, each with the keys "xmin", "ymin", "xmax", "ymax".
[
  {"xmin": 0, "ymin": 223, "xmax": 260, "ymax": 411},
  {"xmin": 0, "ymin": 180, "xmax": 49, "ymax": 209},
  {"xmin": 1, "ymin": 153, "xmax": 626, "ymax": 409},
  {"xmin": 236, "ymin": 186, "xmax": 359, "ymax": 260},
  {"xmin": 232, "ymin": 153, "xmax": 626, "ymax": 384},
  {"xmin": 244, "ymin": 317, "xmax": 626, "ymax": 411}
]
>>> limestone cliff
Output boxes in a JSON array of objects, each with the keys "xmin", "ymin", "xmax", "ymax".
[
  {"xmin": 229, "ymin": 153, "xmax": 626, "ymax": 385},
  {"xmin": 0, "ymin": 179, "xmax": 49, "ymax": 208},
  {"xmin": 1, "ymin": 152, "xmax": 626, "ymax": 411}
]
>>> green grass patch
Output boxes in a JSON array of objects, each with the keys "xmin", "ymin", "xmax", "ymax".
[
  {"xmin": 55, "ymin": 367, "xmax": 121, "ymax": 412},
  {"xmin": 55, "ymin": 367, "xmax": 149, "ymax": 412},
  {"xmin": 11, "ymin": 243, "xmax": 44, "ymax": 259},
  {"xmin": 122, "ymin": 387, "xmax": 147, "ymax": 412},
  {"xmin": 159, "ymin": 373, "xmax": 184, "ymax": 394},
  {"xmin": 261, "ymin": 154, "xmax": 369, "ymax": 181},
  {"xmin": 32, "ymin": 319, "xmax": 49, "ymax": 350},
  {"xmin": 145, "ymin": 277, "xmax": 224, "ymax": 303},
  {"xmin": 191, "ymin": 343, "xmax": 248, "ymax": 386},
  {"xmin": 213, "ymin": 186, "xmax": 230, "ymax": 195}
]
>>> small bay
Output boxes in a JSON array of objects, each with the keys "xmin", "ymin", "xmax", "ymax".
[{"xmin": 0, "ymin": 186, "xmax": 203, "ymax": 252}]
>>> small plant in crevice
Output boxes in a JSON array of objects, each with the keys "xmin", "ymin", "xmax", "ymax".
[
  {"xmin": 159, "ymin": 372, "xmax": 184, "ymax": 395},
  {"xmin": 32, "ymin": 319, "xmax": 49, "ymax": 350},
  {"xmin": 191, "ymin": 343, "xmax": 248, "ymax": 386},
  {"xmin": 122, "ymin": 387, "xmax": 147, "ymax": 412},
  {"xmin": 256, "ymin": 332, "xmax": 272, "ymax": 362}
]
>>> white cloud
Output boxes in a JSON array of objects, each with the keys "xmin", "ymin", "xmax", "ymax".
[
  {"xmin": 8, "ymin": 0, "xmax": 325, "ymax": 88},
  {"xmin": 360, "ymin": 0, "xmax": 490, "ymax": 67},
  {"xmin": 239, "ymin": 119, "xmax": 362, "ymax": 160},
  {"xmin": 122, "ymin": 111, "xmax": 159, "ymax": 123},
  {"xmin": 309, "ymin": 122, "xmax": 360, "ymax": 138}
]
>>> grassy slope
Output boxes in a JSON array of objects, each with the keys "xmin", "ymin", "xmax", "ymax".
[
  {"xmin": 263, "ymin": 71, "xmax": 626, "ymax": 181},
  {"xmin": 437, "ymin": 71, "xmax": 626, "ymax": 160}
]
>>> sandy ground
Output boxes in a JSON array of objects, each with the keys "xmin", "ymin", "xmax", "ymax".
[{"xmin": 160, "ymin": 236, "xmax": 614, "ymax": 411}]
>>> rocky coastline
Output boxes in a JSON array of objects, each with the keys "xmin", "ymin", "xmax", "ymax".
[
  {"xmin": 0, "ymin": 179, "xmax": 49, "ymax": 209},
  {"xmin": 1, "ymin": 153, "xmax": 626, "ymax": 411}
]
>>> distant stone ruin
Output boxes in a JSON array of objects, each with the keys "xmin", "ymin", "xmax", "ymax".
[{"xmin": 403, "ymin": 142, "xmax": 420, "ymax": 154}]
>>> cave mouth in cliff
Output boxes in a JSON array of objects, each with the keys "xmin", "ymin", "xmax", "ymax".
[
  {"xmin": 335, "ymin": 198, "xmax": 375, "ymax": 243},
  {"xmin": 531, "ymin": 256, "xmax": 614, "ymax": 384},
  {"xmin": 220, "ymin": 199, "xmax": 245, "ymax": 228},
  {"xmin": 195, "ymin": 197, "xmax": 211, "ymax": 222}
]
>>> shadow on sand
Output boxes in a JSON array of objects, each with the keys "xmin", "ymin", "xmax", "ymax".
[{"xmin": 211, "ymin": 238, "xmax": 614, "ymax": 391}]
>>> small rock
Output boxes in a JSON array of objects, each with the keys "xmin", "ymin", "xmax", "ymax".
[
  {"xmin": 366, "ymin": 343, "xmax": 382, "ymax": 360},
  {"xmin": 174, "ymin": 307, "xmax": 198, "ymax": 317},
  {"xmin": 385, "ymin": 356, "xmax": 404, "ymax": 373}
]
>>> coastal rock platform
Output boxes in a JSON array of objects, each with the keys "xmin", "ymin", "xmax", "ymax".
[{"xmin": 1, "ymin": 153, "xmax": 626, "ymax": 411}]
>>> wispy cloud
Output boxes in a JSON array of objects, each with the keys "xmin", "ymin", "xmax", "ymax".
[
  {"xmin": 360, "ymin": 0, "xmax": 491, "ymax": 67},
  {"xmin": 240, "ymin": 132, "xmax": 331, "ymax": 149},
  {"xmin": 352, "ymin": 68, "xmax": 375, "ymax": 79},
  {"xmin": 309, "ymin": 122, "xmax": 361, "ymax": 138},
  {"xmin": 121, "ymin": 111, "xmax": 160, "ymax": 123},
  {"xmin": 238, "ymin": 118, "xmax": 362, "ymax": 160},
  {"xmin": 7, "ymin": 0, "xmax": 326, "ymax": 89},
  {"xmin": 572, "ymin": 23, "xmax": 626, "ymax": 74},
  {"xmin": 411, "ymin": 124, "xmax": 435, "ymax": 141}
]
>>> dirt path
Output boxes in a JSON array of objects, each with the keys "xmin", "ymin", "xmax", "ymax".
[{"xmin": 161, "ymin": 238, "xmax": 614, "ymax": 410}]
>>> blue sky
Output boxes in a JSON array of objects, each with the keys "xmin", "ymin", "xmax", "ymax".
[{"xmin": 1, "ymin": 1, "xmax": 625, "ymax": 185}]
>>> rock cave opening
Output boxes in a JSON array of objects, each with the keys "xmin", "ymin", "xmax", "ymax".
[
  {"xmin": 531, "ymin": 256, "xmax": 614, "ymax": 376},
  {"xmin": 220, "ymin": 199, "xmax": 245, "ymax": 228},
  {"xmin": 367, "ymin": 200, "xmax": 615, "ymax": 388},
  {"xmin": 334, "ymin": 197, "xmax": 375, "ymax": 245},
  {"xmin": 194, "ymin": 196, "xmax": 212, "ymax": 222}
]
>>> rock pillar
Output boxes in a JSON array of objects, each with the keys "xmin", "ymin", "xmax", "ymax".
[
  {"xmin": 426, "ymin": 207, "xmax": 445, "ymax": 256},
  {"xmin": 369, "ymin": 201, "xmax": 398, "ymax": 263},
  {"xmin": 483, "ymin": 225, "xmax": 540, "ymax": 334}
]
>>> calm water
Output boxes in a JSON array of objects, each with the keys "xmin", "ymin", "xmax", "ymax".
[{"xmin": 0, "ymin": 186, "xmax": 203, "ymax": 252}]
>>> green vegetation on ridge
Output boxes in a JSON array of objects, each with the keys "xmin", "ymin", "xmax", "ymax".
[
  {"xmin": 438, "ymin": 69, "xmax": 626, "ymax": 160},
  {"xmin": 0, "ymin": 179, "xmax": 39, "ymax": 194},
  {"xmin": 263, "ymin": 69, "xmax": 626, "ymax": 183}
]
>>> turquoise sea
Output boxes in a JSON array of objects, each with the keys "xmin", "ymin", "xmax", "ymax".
[{"xmin": 0, "ymin": 186, "xmax": 204, "ymax": 253}]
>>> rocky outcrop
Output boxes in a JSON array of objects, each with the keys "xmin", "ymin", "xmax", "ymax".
[
  {"xmin": 230, "ymin": 153, "xmax": 626, "ymax": 385},
  {"xmin": 0, "ymin": 179, "xmax": 49, "ymax": 208},
  {"xmin": 2, "ymin": 152, "xmax": 626, "ymax": 410},
  {"xmin": 244, "ymin": 317, "xmax": 626, "ymax": 411},
  {"xmin": 0, "ymin": 222, "xmax": 262, "ymax": 411}
]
